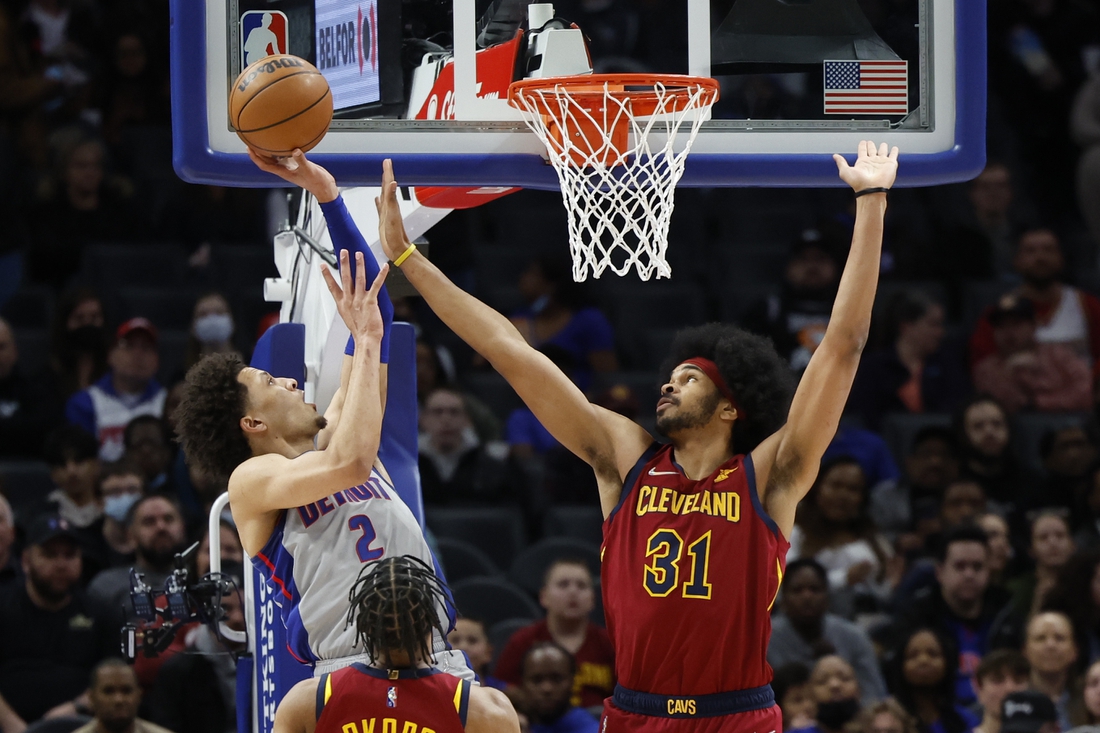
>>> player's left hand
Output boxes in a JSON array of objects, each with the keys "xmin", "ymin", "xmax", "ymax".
[
  {"xmin": 247, "ymin": 147, "xmax": 340, "ymax": 203},
  {"xmin": 833, "ymin": 140, "xmax": 899, "ymax": 192},
  {"xmin": 374, "ymin": 159, "xmax": 414, "ymax": 262}
]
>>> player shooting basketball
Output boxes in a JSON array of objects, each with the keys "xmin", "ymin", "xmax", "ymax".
[
  {"xmin": 370, "ymin": 140, "xmax": 898, "ymax": 732},
  {"xmin": 273, "ymin": 555, "xmax": 518, "ymax": 733},
  {"xmin": 174, "ymin": 151, "xmax": 471, "ymax": 681}
]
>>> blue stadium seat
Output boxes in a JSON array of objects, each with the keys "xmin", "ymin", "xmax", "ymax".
[
  {"xmin": 425, "ymin": 506, "xmax": 527, "ymax": 571},
  {"xmin": 117, "ymin": 287, "xmax": 199, "ymax": 331},
  {"xmin": 488, "ymin": 617, "xmax": 532, "ymax": 668},
  {"xmin": 157, "ymin": 330, "xmax": 190, "ymax": 384},
  {"xmin": 81, "ymin": 243, "xmax": 187, "ymax": 291},
  {"xmin": 0, "ymin": 460, "xmax": 54, "ymax": 518},
  {"xmin": 13, "ymin": 329, "xmax": 50, "ymax": 371},
  {"xmin": 435, "ymin": 537, "xmax": 501, "ymax": 583},
  {"xmin": 1013, "ymin": 412, "xmax": 1093, "ymax": 476},
  {"xmin": 543, "ymin": 505, "xmax": 604, "ymax": 544},
  {"xmin": 451, "ymin": 577, "xmax": 542, "ymax": 627},
  {"xmin": 1, "ymin": 285, "xmax": 54, "ymax": 328},
  {"xmin": 879, "ymin": 412, "xmax": 953, "ymax": 466},
  {"xmin": 458, "ymin": 372, "xmax": 524, "ymax": 423},
  {"xmin": 509, "ymin": 537, "xmax": 602, "ymax": 596}
]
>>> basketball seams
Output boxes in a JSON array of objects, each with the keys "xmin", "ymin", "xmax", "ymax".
[
  {"xmin": 245, "ymin": 115, "xmax": 330, "ymax": 155},
  {"xmin": 234, "ymin": 73, "xmax": 330, "ymax": 132}
]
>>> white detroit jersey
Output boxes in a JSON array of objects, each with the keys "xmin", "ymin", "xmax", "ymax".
[{"xmin": 251, "ymin": 466, "xmax": 471, "ymax": 679}]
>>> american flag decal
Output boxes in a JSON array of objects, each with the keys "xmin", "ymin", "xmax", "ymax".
[{"xmin": 823, "ymin": 60, "xmax": 908, "ymax": 115}]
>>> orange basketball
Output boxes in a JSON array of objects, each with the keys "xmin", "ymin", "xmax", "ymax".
[{"xmin": 229, "ymin": 54, "xmax": 333, "ymax": 156}]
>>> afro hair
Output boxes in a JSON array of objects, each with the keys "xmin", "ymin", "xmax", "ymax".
[
  {"xmin": 659, "ymin": 323, "xmax": 794, "ymax": 455},
  {"xmin": 173, "ymin": 353, "xmax": 253, "ymax": 480}
]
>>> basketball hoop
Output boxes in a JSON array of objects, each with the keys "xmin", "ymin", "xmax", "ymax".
[{"xmin": 508, "ymin": 74, "xmax": 719, "ymax": 281}]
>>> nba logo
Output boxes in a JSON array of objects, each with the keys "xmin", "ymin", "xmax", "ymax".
[
  {"xmin": 240, "ymin": 10, "xmax": 288, "ymax": 68},
  {"xmin": 386, "ymin": 687, "xmax": 397, "ymax": 708}
]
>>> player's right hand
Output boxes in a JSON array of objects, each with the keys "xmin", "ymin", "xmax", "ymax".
[
  {"xmin": 321, "ymin": 250, "xmax": 390, "ymax": 345},
  {"xmin": 247, "ymin": 147, "xmax": 340, "ymax": 203},
  {"xmin": 374, "ymin": 159, "xmax": 414, "ymax": 262}
]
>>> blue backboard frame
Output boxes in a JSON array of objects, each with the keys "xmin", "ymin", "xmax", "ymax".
[{"xmin": 170, "ymin": 0, "xmax": 985, "ymax": 189}]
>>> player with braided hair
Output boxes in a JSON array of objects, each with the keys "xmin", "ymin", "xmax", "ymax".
[{"xmin": 273, "ymin": 556, "xmax": 519, "ymax": 733}]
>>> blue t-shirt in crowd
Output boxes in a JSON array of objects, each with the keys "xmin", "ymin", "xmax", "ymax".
[
  {"xmin": 823, "ymin": 426, "xmax": 901, "ymax": 487},
  {"xmin": 506, "ymin": 407, "xmax": 560, "ymax": 453},
  {"xmin": 944, "ymin": 616, "xmax": 994, "ymax": 705},
  {"xmin": 531, "ymin": 707, "xmax": 599, "ymax": 733},
  {"xmin": 512, "ymin": 306, "xmax": 614, "ymax": 390}
]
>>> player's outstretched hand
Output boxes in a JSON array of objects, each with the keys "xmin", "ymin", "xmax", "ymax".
[
  {"xmin": 374, "ymin": 159, "xmax": 414, "ymax": 262},
  {"xmin": 833, "ymin": 140, "xmax": 899, "ymax": 192},
  {"xmin": 247, "ymin": 147, "xmax": 340, "ymax": 203},
  {"xmin": 321, "ymin": 250, "xmax": 390, "ymax": 346}
]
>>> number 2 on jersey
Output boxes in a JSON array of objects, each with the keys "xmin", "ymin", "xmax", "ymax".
[
  {"xmin": 348, "ymin": 515, "xmax": 384, "ymax": 562},
  {"xmin": 643, "ymin": 529, "xmax": 712, "ymax": 599}
]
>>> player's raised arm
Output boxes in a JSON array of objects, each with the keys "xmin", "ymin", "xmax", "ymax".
[
  {"xmin": 753, "ymin": 140, "xmax": 898, "ymax": 537},
  {"xmin": 249, "ymin": 147, "xmax": 392, "ymax": 434},
  {"xmin": 374, "ymin": 160, "xmax": 652, "ymax": 515},
  {"xmin": 230, "ymin": 253, "xmax": 388, "ymax": 518}
]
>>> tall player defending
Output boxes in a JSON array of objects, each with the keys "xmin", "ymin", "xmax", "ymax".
[
  {"xmin": 174, "ymin": 150, "xmax": 470, "ymax": 679},
  {"xmin": 371, "ymin": 141, "xmax": 898, "ymax": 732},
  {"xmin": 273, "ymin": 556, "xmax": 518, "ymax": 733}
]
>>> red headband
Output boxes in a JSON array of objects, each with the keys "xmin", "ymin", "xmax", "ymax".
[{"xmin": 680, "ymin": 358, "xmax": 744, "ymax": 417}]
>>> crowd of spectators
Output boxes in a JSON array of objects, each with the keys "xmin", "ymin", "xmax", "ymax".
[{"xmin": 0, "ymin": 0, "xmax": 1099, "ymax": 732}]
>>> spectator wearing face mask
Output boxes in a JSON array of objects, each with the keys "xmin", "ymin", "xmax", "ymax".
[
  {"xmin": 183, "ymin": 293, "xmax": 240, "ymax": 372},
  {"xmin": 95, "ymin": 460, "xmax": 144, "ymax": 569},
  {"xmin": 801, "ymin": 655, "xmax": 865, "ymax": 733},
  {"xmin": 48, "ymin": 288, "xmax": 108, "ymax": 398}
]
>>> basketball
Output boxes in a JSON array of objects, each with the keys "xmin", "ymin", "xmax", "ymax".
[{"xmin": 229, "ymin": 54, "xmax": 333, "ymax": 156}]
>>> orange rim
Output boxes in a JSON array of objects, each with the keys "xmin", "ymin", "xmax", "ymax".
[{"xmin": 507, "ymin": 73, "xmax": 719, "ymax": 117}]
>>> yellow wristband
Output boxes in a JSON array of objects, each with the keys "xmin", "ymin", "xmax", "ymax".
[{"xmin": 392, "ymin": 243, "xmax": 417, "ymax": 267}]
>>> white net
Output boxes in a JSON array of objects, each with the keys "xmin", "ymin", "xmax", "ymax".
[{"xmin": 509, "ymin": 76, "xmax": 718, "ymax": 281}]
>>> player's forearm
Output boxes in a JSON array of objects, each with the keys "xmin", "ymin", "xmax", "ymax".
[
  {"xmin": 322, "ymin": 195, "xmax": 394, "ymax": 362},
  {"xmin": 824, "ymin": 194, "xmax": 886, "ymax": 352},
  {"xmin": 398, "ymin": 251, "xmax": 528, "ymax": 360},
  {"xmin": 326, "ymin": 336, "xmax": 383, "ymax": 471}
]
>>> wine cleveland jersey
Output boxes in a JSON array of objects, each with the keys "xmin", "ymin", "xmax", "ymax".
[
  {"xmin": 602, "ymin": 444, "xmax": 789, "ymax": 697},
  {"xmin": 315, "ymin": 664, "xmax": 470, "ymax": 733}
]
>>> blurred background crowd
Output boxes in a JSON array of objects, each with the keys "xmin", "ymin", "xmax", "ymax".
[{"xmin": 2, "ymin": 0, "xmax": 1100, "ymax": 732}]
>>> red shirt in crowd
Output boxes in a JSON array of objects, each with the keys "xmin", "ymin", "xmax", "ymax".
[{"xmin": 494, "ymin": 619, "xmax": 615, "ymax": 708}]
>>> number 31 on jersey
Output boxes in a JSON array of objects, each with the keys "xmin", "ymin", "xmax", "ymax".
[{"xmin": 644, "ymin": 529, "xmax": 712, "ymax": 599}]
